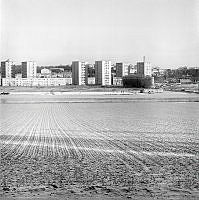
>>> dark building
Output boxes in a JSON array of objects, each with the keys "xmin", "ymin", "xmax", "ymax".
[
  {"xmin": 22, "ymin": 61, "xmax": 37, "ymax": 78},
  {"xmin": 122, "ymin": 75, "xmax": 154, "ymax": 88},
  {"xmin": 1, "ymin": 60, "xmax": 15, "ymax": 78}
]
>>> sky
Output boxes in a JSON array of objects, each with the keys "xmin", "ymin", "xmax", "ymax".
[{"xmin": 0, "ymin": 0, "xmax": 199, "ymax": 68}]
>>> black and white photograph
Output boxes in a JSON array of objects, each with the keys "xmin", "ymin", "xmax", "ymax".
[{"xmin": 0, "ymin": 0, "xmax": 199, "ymax": 199}]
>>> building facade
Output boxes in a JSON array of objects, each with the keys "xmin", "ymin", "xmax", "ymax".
[
  {"xmin": 95, "ymin": 61, "xmax": 111, "ymax": 86},
  {"xmin": 72, "ymin": 61, "xmax": 87, "ymax": 85},
  {"xmin": 2, "ymin": 78, "xmax": 72, "ymax": 87},
  {"xmin": 87, "ymin": 77, "xmax": 95, "ymax": 85},
  {"xmin": 113, "ymin": 77, "xmax": 123, "ymax": 86},
  {"xmin": 22, "ymin": 61, "xmax": 37, "ymax": 78},
  {"xmin": 123, "ymin": 75, "xmax": 154, "ymax": 88},
  {"xmin": 137, "ymin": 62, "xmax": 152, "ymax": 77},
  {"xmin": 128, "ymin": 64, "xmax": 137, "ymax": 75},
  {"xmin": 116, "ymin": 63, "xmax": 129, "ymax": 77},
  {"xmin": 1, "ymin": 59, "xmax": 15, "ymax": 78}
]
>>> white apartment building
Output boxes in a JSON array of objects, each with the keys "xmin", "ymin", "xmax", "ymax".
[
  {"xmin": 22, "ymin": 61, "xmax": 37, "ymax": 78},
  {"xmin": 95, "ymin": 61, "xmax": 111, "ymax": 86},
  {"xmin": 137, "ymin": 62, "xmax": 152, "ymax": 77},
  {"xmin": 2, "ymin": 78, "xmax": 72, "ymax": 87},
  {"xmin": 116, "ymin": 63, "xmax": 129, "ymax": 77},
  {"xmin": 72, "ymin": 61, "xmax": 87, "ymax": 85},
  {"xmin": 1, "ymin": 59, "xmax": 15, "ymax": 78}
]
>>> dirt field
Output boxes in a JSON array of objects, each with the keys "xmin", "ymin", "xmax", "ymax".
[
  {"xmin": 0, "ymin": 94, "xmax": 199, "ymax": 200},
  {"xmin": 1, "ymin": 85, "xmax": 127, "ymax": 93}
]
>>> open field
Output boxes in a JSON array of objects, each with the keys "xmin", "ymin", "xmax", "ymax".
[
  {"xmin": 1, "ymin": 83, "xmax": 198, "ymax": 94},
  {"xmin": 0, "ymin": 94, "xmax": 199, "ymax": 199},
  {"xmin": 0, "ymin": 86, "xmax": 127, "ymax": 93},
  {"xmin": 1, "ymin": 90, "xmax": 199, "ymax": 103}
]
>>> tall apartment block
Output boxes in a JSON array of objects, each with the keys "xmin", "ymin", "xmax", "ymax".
[
  {"xmin": 116, "ymin": 63, "xmax": 129, "ymax": 77},
  {"xmin": 1, "ymin": 59, "xmax": 15, "ymax": 78},
  {"xmin": 95, "ymin": 61, "xmax": 111, "ymax": 86},
  {"xmin": 137, "ymin": 62, "xmax": 152, "ymax": 77},
  {"xmin": 22, "ymin": 61, "xmax": 37, "ymax": 78},
  {"xmin": 72, "ymin": 61, "xmax": 87, "ymax": 85}
]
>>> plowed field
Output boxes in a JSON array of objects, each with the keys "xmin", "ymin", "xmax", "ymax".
[{"xmin": 0, "ymin": 94, "xmax": 199, "ymax": 199}]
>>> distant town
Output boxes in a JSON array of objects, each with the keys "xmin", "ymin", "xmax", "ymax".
[{"xmin": 1, "ymin": 58, "xmax": 199, "ymax": 89}]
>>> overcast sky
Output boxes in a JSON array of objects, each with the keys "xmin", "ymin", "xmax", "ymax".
[{"xmin": 1, "ymin": 0, "xmax": 199, "ymax": 68}]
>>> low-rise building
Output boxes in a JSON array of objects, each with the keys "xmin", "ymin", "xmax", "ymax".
[
  {"xmin": 180, "ymin": 79, "xmax": 192, "ymax": 84},
  {"xmin": 41, "ymin": 68, "xmax": 51, "ymax": 78},
  {"xmin": 2, "ymin": 78, "xmax": 72, "ymax": 87},
  {"xmin": 15, "ymin": 73, "xmax": 22, "ymax": 79},
  {"xmin": 123, "ymin": 75, "xmax": 154, "ymax": 88},
  {"xmin": 113, "ymin": 77, "xmax": 123, "ymax": 86},
  {"xmin": 87, "ymin": 77, "xmax": 95, "ymax": 85},
  {"xmin": 51, "ymin": 68, "xmax": 65, "ymax": 78}
]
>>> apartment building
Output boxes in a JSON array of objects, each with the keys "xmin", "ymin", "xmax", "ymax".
[
  {"xmin": 72, "ymin": 61, "xmax": 87, "ymax": 85},
  {"xmin": 22, "ymin": 61, "xmax": 37, "ymax": 78},
  {"xmin": 137, "ymin": 62, "xmax": 152, "ymax": 77},
  {"xmin": 95, "ymin": 61, "xmax": 111, "ymax": 86},
  {"xmin": 116, "ymin": 63, "xmax": 129, "ymax": 77},
  {"xmin": 1, "ymin": 59, "xmax": 15, "ymax": 78}
]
